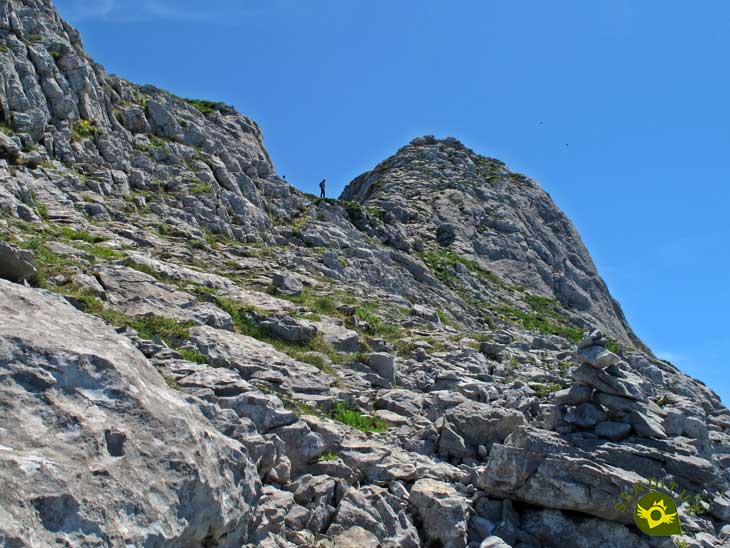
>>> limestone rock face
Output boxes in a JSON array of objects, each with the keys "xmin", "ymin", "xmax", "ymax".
[
  {"xmin": 0, "ymin": 1, "xmax": 729, "ymax": 547},
  {"xmin": 0, "ymin": 280, "xmax": 260, "ymax": 547}
]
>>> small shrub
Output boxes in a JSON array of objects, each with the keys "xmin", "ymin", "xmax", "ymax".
[
  {"xmin": 71, "ymin": 119, "xmax": 99, "ymax": 142},
  {"xmin": 327, "ymin": 401, "xmax": 388, "ymax": 433},
  {"xmin": 184, "ymin": 98, "xmax": 219, "ymax": 115}
]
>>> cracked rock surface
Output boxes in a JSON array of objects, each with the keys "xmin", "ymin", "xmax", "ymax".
[{"xmin": 0, "ymin": 1, "xmax": 729, "ymax": 547}]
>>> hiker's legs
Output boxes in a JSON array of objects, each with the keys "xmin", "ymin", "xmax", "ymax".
[{"xmin": 320, "ymin": 189, "xmax": 325, "ymax": 198}]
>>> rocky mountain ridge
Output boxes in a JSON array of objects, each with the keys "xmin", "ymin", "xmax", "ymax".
[{"xmin": 0, "ymin": 1, "xmax": 729, "ymax": 547}]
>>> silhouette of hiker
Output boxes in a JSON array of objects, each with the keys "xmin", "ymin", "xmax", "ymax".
[{"xmin": 319, "ymin": 178, "xmax": 326, "ymax": 199}]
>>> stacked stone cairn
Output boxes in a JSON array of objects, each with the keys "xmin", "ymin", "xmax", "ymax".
[{"xmin": 548, "ymin": 330, "xmax": 668, "ymax": 441}]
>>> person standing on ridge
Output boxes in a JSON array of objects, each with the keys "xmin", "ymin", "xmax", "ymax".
[{"xmin": 319, "ymin": 178, "xmax": 326, "ymax": 199}]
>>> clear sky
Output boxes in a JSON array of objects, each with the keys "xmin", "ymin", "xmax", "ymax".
[{"xmin": 54, "ymin": 0, "xmax": 729, "ymax": 403}]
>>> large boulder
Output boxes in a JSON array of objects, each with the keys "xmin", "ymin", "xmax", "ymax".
[
  {"xmin": 410, "ymin": 478, "xmax": 469, "ymax": 548},
  {"xmin": 478, "ymin": 427, "xmax": 645, "ymax": 524},
  {"xmin": 0, "ymin": 242, "xmax": 37, "ymax": 283},
  {"xmin": 445, "ymin": 401, "xmax": 526, "ymax": 452},
  {"xmin": 0, "ymin": 280, "xmax": 260, "ymax": 547},
  {"xmin": 260, "ymin": 315, "xmax": 317, "ymax": 343}
]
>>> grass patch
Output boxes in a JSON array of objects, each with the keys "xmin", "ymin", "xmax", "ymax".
[
  {"xmin": 55, "ymin": 285, "xmax": 196, "ymax": 345},
  {"xmin": 19, "ymin": 237, "xmax": 69, "ymax": 287},
  {"xmin": 319, "ymin": 451, "xmax": 339, "ymax": 462},
  {"xmin": 178, "ymin": 348, "xmax": 209, "ymax": 364},
  {"xmin": 58, "ymin": 226, "xmax": 106, "ymax": 243},
  {"xmin": 531, "ymin": 382, "xmax": 563, "ymax": 399},
  {"xmin": 0, "ymin": 123, "xmax": 14, "ymax": 136},
  {"xmin": 355, "ymin": 307, "xmax": 402, "ymax": 340},
  {"xmin": 163, "ymin": 376, "xmax": 183, "ymax": 391},
  {"xmin": 71, "ymin": 119, "xmax": 99, "ymax": 142},
  {"xmin": 184, "ymin": 98, "xmax": 219, "ymax": 115},
  {"xmin": 36, "ymin": 203, "xmax": 49, "ymax": 220},
  {"xmin": 420, "ymin": 248, "xmax": 501, "ymax": 285},
  {"xmin": 327, "ymin": 401, "xmax": 388, "ymax": 433},
  {"xmin": 213, "ymin": 296, "xmax": 341, "ymax": 374},
  {"xmin": 188, "ymin": 180, "xmax": 213, "ymax": 195},
  {"xmin": 605, "ymin": 338, "xmax": 620, "ymax": 353},
  {"xmin": 75, "ymin": 243, "xmax": 123, "ymax": 261},
  {"xmin": 489, "ymin": 294, "xmax": 583, "ymax": 343}
]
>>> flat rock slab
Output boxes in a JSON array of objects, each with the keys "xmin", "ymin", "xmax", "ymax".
[
  {"xmin": 217, "ymin": 286, "xmax": 296, "ymax": 315},
  {"xmin": 187, "ymin": 325, "xmax": 335, "ymax": 396},
  {"xmin": 125, "ymin": 251, "xmax": 234, "ymax": 289},
  {"xmin": 98, "ymin": 265, "xmax": 233, "ymax": 329}
]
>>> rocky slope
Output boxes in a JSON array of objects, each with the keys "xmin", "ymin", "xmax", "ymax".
[{"xmin": 0, "ymin": 1, "xmax": 729, "ymax": 547}]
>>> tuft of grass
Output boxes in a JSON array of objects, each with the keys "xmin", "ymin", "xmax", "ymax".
[
  {"xmin": 28, "ymin": 34, "xmax": 44, "ymax": 43},
  {"xmin": 184, "ymin": 98, "xmax": 219, "ymax": 115},
  {"xmin": 327, "ymin": 401, "xmax": 388, "ymax": 433},
  {"xmin": 188, "ymin": 180, "xmax": 213, "ymax": 195},
  {"xmin": 605, "ymin": 338, "xmax": 620, "ymax": 353},
  {"xmin": 36, "ymin": 203, "xmax": 49, "ymax": 220},
  {"xmin": 0, "ymin": 123, "xmax": 14, "ymax": 136},
  {"xmin": 319, "ymin": 451, "xmax": 339, "ymax": 462},
  {"xmin": 163, "ymin": 376, "xmax": 183, "ymax": 391},
  {"xmin": 531, "ymin": 382, "xmax": 563, "ymax": 399},
  {"xmin": 177, "ymin": 348, "xmax": 209, "ymax": 364},
  {"xmin": 126, "ymin": 314, "xmax": 195, "ymax": 343},
  {"xmin": 57, "ymin": 226, "xmax": 106, "ymax": 243},
  {"xmin": 71, "ymin": 119, "xmax": 99, "ymax": 142}
]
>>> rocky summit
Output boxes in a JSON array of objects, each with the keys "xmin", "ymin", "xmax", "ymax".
[{"xmin": 0, "ymin": 1, "xmax": 728, "ymax": 547}]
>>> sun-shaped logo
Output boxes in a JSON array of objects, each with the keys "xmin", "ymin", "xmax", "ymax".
[{"xmin": 634, "ymin": 492, "xmax": 682, "ymax": 536}]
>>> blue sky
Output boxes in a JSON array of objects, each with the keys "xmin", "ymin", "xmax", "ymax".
[{"xmin": 55, "ymin": 0, "xmax": 729, "ymax": 403}]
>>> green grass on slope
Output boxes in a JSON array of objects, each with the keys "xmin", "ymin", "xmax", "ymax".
[{"xmin": 327, "ymin": 401, "xmax": 388, "ymax": 433}]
